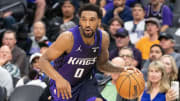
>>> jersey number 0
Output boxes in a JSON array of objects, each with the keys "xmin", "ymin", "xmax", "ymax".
[{"xmin": 74, "ymin": 68, "xmax": 84, "ymax": 78}]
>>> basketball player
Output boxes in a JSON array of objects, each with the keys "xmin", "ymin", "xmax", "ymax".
[{"xmin": 39, "ymin": 4, "xmax": 136, "ymax": 101}]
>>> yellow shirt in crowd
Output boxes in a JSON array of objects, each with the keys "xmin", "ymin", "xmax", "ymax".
[{"xmin": 136, "ymin": 37, "xmax": 160, "ymax": 60}]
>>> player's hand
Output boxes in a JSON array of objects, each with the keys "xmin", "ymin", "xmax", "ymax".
[
  {"xmin": 124, "ymin": 67, "xmax": 143, "ymax": 77},
  {"xmin": 55, "ymin": 76, "xmax": 72, "ymax": 99},
  {"xmin": 166, "ymin": 88, "xmax": 177, "ymax": 101}
]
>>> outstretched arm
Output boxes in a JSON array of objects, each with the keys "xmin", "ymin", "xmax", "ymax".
[{"xmin": 96, "ymin": 31, "xmax": 125, "ymax": 73}]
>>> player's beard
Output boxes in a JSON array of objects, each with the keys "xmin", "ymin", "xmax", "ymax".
[{"xmin": 82, "ymin": 27, "xmax": 95, "ymax": 38}]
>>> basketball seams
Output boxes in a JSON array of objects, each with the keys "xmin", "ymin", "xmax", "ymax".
[
  {"xmin": 131, "ymin": 73, "xmax": 143, "ymax": 97},
  {"xmin": 116, "ymin": 72, "xmax": 145, "ymax": 99},
  {"xmin": 118, "ymin": 74, "xmax": 130, "ymax": 95}
]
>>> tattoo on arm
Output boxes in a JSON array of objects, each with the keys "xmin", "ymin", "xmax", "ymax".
[{"xmin": 96, "ymin": 31, "xmax": 124, "ymax": 73}]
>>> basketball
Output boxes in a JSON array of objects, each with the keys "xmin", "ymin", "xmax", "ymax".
[{"xmin": 116, "ymin": 71, "xmax": 145, "ymax": 99}]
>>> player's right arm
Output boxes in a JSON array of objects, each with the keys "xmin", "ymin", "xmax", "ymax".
[{"xmin": 39, "ymin": 31, "xmax": 73, "ymax": 99}]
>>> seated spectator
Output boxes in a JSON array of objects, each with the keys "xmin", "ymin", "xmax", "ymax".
[
  {"xmin": 88, "ymin": 0, "xmax": 107, "ymax": 17},
  {"xmin": 102, "ymin": 0, "xmax": 133, "ymax": 25},
  {"xmin": 142, "ymin": 44, "xmax": 165, "ymax": 81},
  {"xmin": 99, "ymin": 0, "xmax": 107, "ymax": 17},
  {"xmin": 136, "ymin": 18, "xmax": 160, "ymax": 60},
  {"xmin": 101, "ymin": 57, "xmax": 125, "ymax": 101},
  {"xmin": 0, "ymin": 65, "xmax": 14, "ymax": 97},
  {"xmin": 119, "ymin": 47, "xmax": 137, "ymax": 67},
  {"xmin": 16, "ymin": 53, "xmax": 47, "ymax": 89},
  {"xmin": 160, "ymin": 55, "xmax": 178, "ymax": 82},
  {"xmin": 0, "ymin": 0, "xmax": 27, "ymax": 29},
  {"xmin": 39, "ymin": 40, "xmax": 50, "ymax": 54},
  {"xmin": 110, "ymin": 28, "xmax": 142, "ymax": 69},
  {"xmin": 2, "ymin": 30, "xmax": 28, "ymax": 76},
  {"xmin": 139, "ymin": 61, "xmax": 170, "ymax": 101},
  {"xmin": 145, "ymin": 0, "xmax": 173, "ymax": 32},
  {"xmin": 0, "ymin": 45, "xmax": 20, "ymax": 78},
  {"xmin": 29, "ymin": 21, "xmax": 48, "ymax": 54},
  {"xmin": 124, "ymin": 3, "xmax": 145, "ymax": 44},
  {"xmin": 159, "ymin": 32, "xmax": 180, "ymax": 68},
  {"xmin": 47, "ymin": 0, "xmax": 79, "ymax": 41},
  {"xmin": 108, "ymin": 16, "xmax": 124, "ymax": 51},
  {"xmin": 117, "ymin": 47, "xmax": 139, "ymax": 101},
  {"xmin": 104, "ymin": 0, "xmax": 140, "ymax": 13}
]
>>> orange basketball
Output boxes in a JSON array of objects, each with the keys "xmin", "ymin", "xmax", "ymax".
[{"xmin": 116, "ymin": 71, "xmax": 145, "ymax": 99}]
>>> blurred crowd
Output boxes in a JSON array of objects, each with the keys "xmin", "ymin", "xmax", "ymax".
[{"xmin": 0, "ymin": 0, "xmax": 180, "ymax": 101}]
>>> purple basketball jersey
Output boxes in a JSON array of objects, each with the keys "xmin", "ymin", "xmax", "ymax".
[{"xmin": 51, "ymin": 26, "xmax": 102, "ymax": 87}]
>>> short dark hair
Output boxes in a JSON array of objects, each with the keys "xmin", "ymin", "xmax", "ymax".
[
  {"xmin": 79, "ymin": 3, "xmax": 103, "ymax": 19},
  {"xmin": 133, "ymin": 3, "xmax": 145, "ymax": 11},
  {"xmin": 150, "ymin": 44, "xmax": 165, "ymax": 55},
  {"xmin": 108, "ymin": 16, "xmax": 124, "ymax": 27}
]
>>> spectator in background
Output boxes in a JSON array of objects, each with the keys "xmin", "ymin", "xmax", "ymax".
[
  {"xmin": 39, "ymin": 40, "xmax": 50, "ymax": 54},
  {"xmin": 139, "ymin": 61, "xmax": 170, "ymax": 101},
  {"xmin": 0, "ymin": 0, "xmax": 27, "ymax": 29},
  {"xmin": 141, "ymin": 44, "xmax": 165, "ymax": 81},
  {"xmin": 47, "ymin": 0, "xmax": 78, "ymax": 41},
  {"xmin": 159, "ymin": 32, "xmax": 180, "ymax": 68},
  {"xmin": 102, "ymin": 0, "xmax": 133, "ymax": 25},
  {"xmin": 136, "ymin": 17, "xmax": 160, "ymax": 60},
  {"xmin": 108, "ymin": 16, "xmax": 124, "ymax": 51},
  {"xmin": 59, "ymin": 0, "xmax": 79, "ymax": 24},
  {"xmin": 16, "ymin": 53, "xmax": 47, "ymax": 89},
  {"xmin": 110, "ymin": 28, "xmax": 142, "ymax": 70},
  {"xmin": 2, "ymin": 30, "xmax": 28, "ymax": 76},
  {"xmin": 88, "ymin": 0, "xmax": 107, "ymax": 17},
  {"xmin": 119, "ymin": 47, "xmax": 137, "ymax": 67},
  {"xmin": 125, "ymin": 0, "xmax": 139, "ymax": 7},
  {"xmin": 0, "ymin": 66, "xmax": 14, "ymax": 97},
  {"xmin": 29, "ymin": 21, "xmax": 48, "ymax": 54},
  {"xmin": 124, "ymin": 3, "xmax": 145, "ymax": 44},
  {"xmin": 101, "ymin": 57, "xmax": 125, "ymax": 101},
  {"xmin": 99, "ymin": 0, "xmax": 107, "ymax": 17},
  {"xmin": 160, "ymin": 55, "xmax": 178, "ymax": 82},
  {"xmin": 0, "ymin": 45, "xmax": 20, "ymax": 78},
  {"xmin": 145, "ymin": 0, "xmax": 173, "ymax": 32},
  {"xmin": 104, "ymin": 0, "xmax": 140, "ymax": 13}
]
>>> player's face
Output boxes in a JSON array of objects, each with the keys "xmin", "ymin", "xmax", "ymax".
[
  {"xmin": 79, "ymin": 11, "xmax": 100, "ymax": 38},
  {"xmin": 148, "ymin": 67, "xmax": 162, "ymax": 83}
]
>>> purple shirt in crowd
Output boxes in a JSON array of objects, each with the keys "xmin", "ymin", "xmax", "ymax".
[{"xmin": 145, "ymin": 4, "xmax": 173, "ymax": 26}]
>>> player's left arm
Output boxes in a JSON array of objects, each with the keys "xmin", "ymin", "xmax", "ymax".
[{"xmin": 96, "ymin": 31, "xmax": 125, "ymax": 73}]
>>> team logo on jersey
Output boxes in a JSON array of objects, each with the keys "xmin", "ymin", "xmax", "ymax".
[
  {"xmin": 67, "ymin": 57, "xmax": 97, "ymax": 65},
  {"xmin": 92, "ymin": 47, "xmax": 99, "ymax": 53},
  {"xmin": 75, "ymin": 45, "xmax": 82, "ymax": 52}
]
